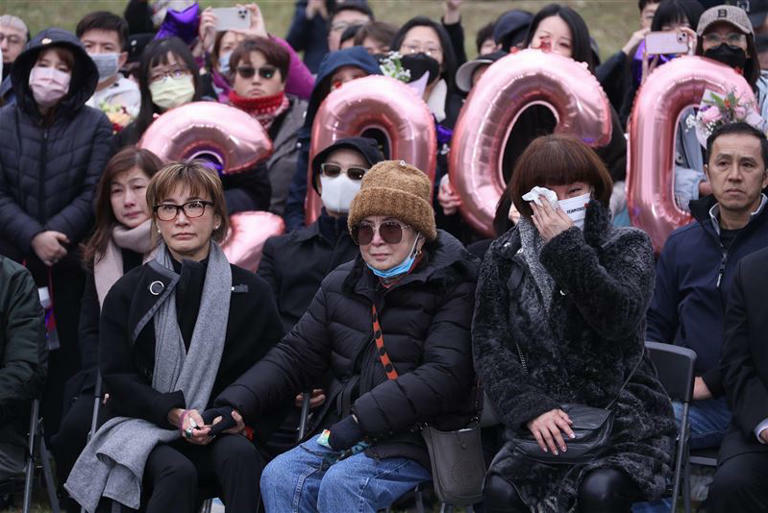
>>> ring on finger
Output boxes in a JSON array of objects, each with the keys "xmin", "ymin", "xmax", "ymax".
[{"xmin": 184, "ymin": 427, "xmax": 193, "ymax": 439}]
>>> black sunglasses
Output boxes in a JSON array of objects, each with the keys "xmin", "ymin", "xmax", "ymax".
[
  {"xmin": 320, "ymin": 163, "xmax": 368, "ymax": 181},
  {"xmin": 352, "ymin": 220, "xmax": 409, "ymax": 246},
  {"xmin": 236, "ymin": 65, "xmax": 278, "ymax": 80}
]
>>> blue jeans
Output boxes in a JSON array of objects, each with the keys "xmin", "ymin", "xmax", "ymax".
[
  {"xmin": 261, "ymin": 436, "xmax": 431, "ymax": 513},
  {"xmin": 632, "ymin": 398, "xmax": 731, "ymax": 513}
]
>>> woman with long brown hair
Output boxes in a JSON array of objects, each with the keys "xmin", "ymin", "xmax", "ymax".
[{"xmin": 51, "ymin": 147, "xmax": 163, "ymax": 512}]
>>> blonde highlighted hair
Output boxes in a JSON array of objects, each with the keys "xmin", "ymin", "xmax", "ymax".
[{"xmin": 146, "ymin": 161, "xmax": 229, "ymax": 242}]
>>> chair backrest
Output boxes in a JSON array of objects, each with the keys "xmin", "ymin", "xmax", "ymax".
[{"xmin": 645, "ymin": 341, "xmax": 697, "ymax": 402}]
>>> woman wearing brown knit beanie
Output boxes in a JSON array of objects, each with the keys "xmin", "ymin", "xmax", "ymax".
[{"xmin": 215, "ymin": 160, "xmax": 479, "ymax": 512}]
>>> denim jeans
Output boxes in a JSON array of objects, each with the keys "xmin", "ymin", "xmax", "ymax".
[
  {"xmin": 632, "ymin": 397, "xmax": 731, "ymax": 513},
  {"xmin": 261, "ymin": 436, "xmax": 431, "ymax": 513}
]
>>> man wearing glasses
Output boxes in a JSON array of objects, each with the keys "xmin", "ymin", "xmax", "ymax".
[{"xmin": 0, "ymin": 15, "xmax": 29, "ymax": 105}]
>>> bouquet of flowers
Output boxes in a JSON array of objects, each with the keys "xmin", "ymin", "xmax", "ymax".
[
  {"xmin": 379, "ymin": 52, "xmax": 411, "ymax": 83},
  {"xmin": 686, "ymin": 89, "xmax": 768, "ymax": 147},
  {"xmin": 99, "ymin": 101, "xmax": 133, "ymax": 134}
]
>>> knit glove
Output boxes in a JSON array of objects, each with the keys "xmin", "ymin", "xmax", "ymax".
[
  {"xmin": 328, "ymin": 415, "xmax": 365, "ymax": 451},
  {"xmin": 201, "ymin": 406, "xmax": 237, "ymax": 436}
]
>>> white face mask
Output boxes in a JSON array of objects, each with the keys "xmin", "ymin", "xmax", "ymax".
[
  {"xmin": 29, "ymin": 66, "xmax": 71, "ymax": 108},
  {"xmin": 90, "ymin": 52, "xmax": 120, "ymax": 83},
  {"xmin": 218, "ymin": 51, "xmax": 232, "ymax": 76},
  {"xmin": 558, "ymin": 192, "xmax": 591, "ymax": 230},
  {"xmin": 320, "ymin": 174, "xmax": 362, "ymax": 213}
]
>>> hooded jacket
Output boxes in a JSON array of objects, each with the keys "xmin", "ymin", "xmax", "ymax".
[
  {"xmin": 282, "ymin": 48, "xmax": 382, "ymax": 231},
  {"xmin": 647, "ymin": 194, "xmax": 768, "ymax": 397},
  {"xmin": 0, "ymin": 28, "xmax": 113, "ymax": 260}
]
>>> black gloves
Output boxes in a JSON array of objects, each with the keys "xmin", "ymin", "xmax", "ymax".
[
  {"xmin": 328, "ymin": 415, "xmax": 365, "ymax": 451},
  {"xmin": 201, "ymin": 406, "xmax": 237, "ymax": 436}
]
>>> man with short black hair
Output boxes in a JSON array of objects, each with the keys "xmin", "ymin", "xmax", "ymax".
[
  {"xmin": 648, "ymin": 122, "xmax": 768, "ymax": 453},
  {"xmin": 76, "ymin": 11, "xmax": 140, "ymax": 117}
]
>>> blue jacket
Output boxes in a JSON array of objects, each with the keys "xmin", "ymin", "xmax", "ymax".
[
  {"xmin": 285, "ymin": 0, "xmax": 331, "ymax": 74},
  {"xmin": 282, "ymin": 47, "xmax": 381, "ymax": 231},
  {"xmin": 647, "ymin": 195, "xmax": 768, "ymax": 396}
]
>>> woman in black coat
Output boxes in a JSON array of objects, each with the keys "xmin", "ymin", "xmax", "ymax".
[
  {"xmin": 64, "ymin": 162, "xmax": 284, "ymax": 513},
  {"xmin": 0, "ymin": 28, "xmax": 114, "ymax": 437},
  {"xmin": 216, "ymin": 160, "xmax": 477, "ymax": 513},
  {"xmin": 50, "ymin": 147, "xmax": 162, "ymax": 512},
  {"xmin": 474, "ymin": 135, "xmax": 675, "ymax": 513}
]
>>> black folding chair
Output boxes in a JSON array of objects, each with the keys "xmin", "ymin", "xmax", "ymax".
[
  {"xmin": 22, "ymin": 398, "xmax": 61, "ymax": 513},
  {"xmin": 645, "ymin": 341, "xmax": 698, "ymax": 513}
]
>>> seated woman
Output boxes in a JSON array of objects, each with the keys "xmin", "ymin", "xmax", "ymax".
[
  {"xmin": 51, "ymin": 147, "xmax": 162, "ymax": 511},
  {"xmin": 216, "ymin": 160, "xmax": 477, "ymax": 512},
  {"xmin": 65, "ymin": 161, "xmax": 284, "ymax": 513},
  {"xmin": 474, "ymin": 134, "xmax": 676, "ymax": 513},
  {"xmin": 115, "ymin": 36, "xmax": 271, "ymax": 215},
  {"xmin": 228, "ymin": 37, "xmax": 308, "ymax": 216}
]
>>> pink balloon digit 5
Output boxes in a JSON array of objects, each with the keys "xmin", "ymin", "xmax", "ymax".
[
  {"xmin": 626, "ymin": 56, "xmax": 755, "ymax": 252},
  {"xmin": 449, "ymin": 49, "xmax": 612, "ymax": 237},
  {"xmin": 305, "ymin": 75, "xmax": 437, "ymax": 226}
]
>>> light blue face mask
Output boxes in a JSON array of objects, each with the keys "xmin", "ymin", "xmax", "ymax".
[
  {"xmin": 367, "ymin": 235, "xmax": 421, "ymax": 279},
  {"xmin": 219, "ymin": 51, "xmax": 232, "ymax": 75}
]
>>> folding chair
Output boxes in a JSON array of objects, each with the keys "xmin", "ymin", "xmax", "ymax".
[
  {"xmin": 22, "ymin": 398, "xmax": 61, "ymax": 513},
  {"xmin": 645, "ymin": 341, "xmax": 697, "ymax": 513}
]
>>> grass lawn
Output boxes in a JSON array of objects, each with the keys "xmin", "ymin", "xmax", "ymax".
[{"xmin": 2, "ymin": 1, "xmax": 639, "ymax": 61}]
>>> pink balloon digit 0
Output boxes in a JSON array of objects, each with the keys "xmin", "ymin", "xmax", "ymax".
[
  {"xmin": 304, "ymin": 75, "xmax": 437, "ymax": 225},
  {"xmin": 450, "ymin": 49, "xmax": 612, "ymax": 237},
  {"xmin": 138, "ymin": 101, "xmax": 284, "ymax": 271},
  {"xmin": 626, "ymin": 56, "xmax": 755, "ymax": 252}
]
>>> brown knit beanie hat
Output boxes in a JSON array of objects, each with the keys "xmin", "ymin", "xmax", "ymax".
[{"xmin": 348, "ymin": 160, "xmax": 437, "ymax": 241}]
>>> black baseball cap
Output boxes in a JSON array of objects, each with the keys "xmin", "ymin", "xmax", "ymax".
[{"xmin": 493, "ymin": 10, "xmax": 533, "ymax": 50}]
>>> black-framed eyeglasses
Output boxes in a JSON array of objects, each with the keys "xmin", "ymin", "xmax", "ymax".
[
  {"xmin": 351, "ymin": 220, "xmax": 410, "ymax": 246},
  {"xmin": 236, "ymin": 65, "xmax": 278, "ymax": 80},
  {"xmin": 320, "ymin": 163, "xmax": 368, "ymax": 181},
  {"xmin": 154, "ymin": 200, "xmax": 213, "ymax": 221}
]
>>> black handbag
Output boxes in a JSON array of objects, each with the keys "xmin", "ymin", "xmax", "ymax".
[{"xmin": 510, "ymin": 341, "xmax": 643, "ymax": 465}]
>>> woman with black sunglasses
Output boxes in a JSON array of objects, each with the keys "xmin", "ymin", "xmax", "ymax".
[
  {"xmin": 228, "ymin": 37, "xmax": 308, "ymax": 216},
  {"xmin": 216, "ymin": 160, "xmax": 477, "ymax": 512}
]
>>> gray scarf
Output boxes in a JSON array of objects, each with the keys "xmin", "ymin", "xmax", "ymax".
[
  {"xmin": 65, "ymin": 242, "xmax": 232, "ymax": 513},
  {"xmin": 517, "ymin": 217, "xmax": 555, "ymax": 312}
]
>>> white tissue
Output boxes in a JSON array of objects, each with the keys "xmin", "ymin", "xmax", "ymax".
[{"xmin": 522, "ymin": 186, "xmax": 558, "ymax": 207}]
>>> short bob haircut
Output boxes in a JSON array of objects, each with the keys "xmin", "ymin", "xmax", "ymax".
[
  {"xmin": 229, "ymin": 37, "xmax": 290, "ymax": 84},
  {"xmin": 523, "ymin": 4, "xmax": 596, "ymax": 74},
  {"xmin": 146, "ymin": 161, "xmax": 230, "ymax": 243},
  {"xmin": 509, "ymin": 134, "xmax": 613, "ymax": 218},
  {"xmin": 650, "ymin": 0, "xmax": 703, "ymax": 32}
]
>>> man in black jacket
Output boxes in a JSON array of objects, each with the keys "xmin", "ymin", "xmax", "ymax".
[
  {"xmin": 707, "ymin": 245, "xmax": 768, "ymax": 512},
  {"xmin": 0, "ymin": 256, "xmax": 46, "ymax": 484},
  {"xmin": 647, "ymin": 122, "xmax": 768, "ymax": 451}
]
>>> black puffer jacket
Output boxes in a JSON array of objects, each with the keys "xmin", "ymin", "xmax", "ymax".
[
  {"xmin": 217, "ymin": 230, "xmax": 477, "ymax": 468},
  {"xmin": 0, "ymin": 29, "xmax": 113, "ymax": 259}
]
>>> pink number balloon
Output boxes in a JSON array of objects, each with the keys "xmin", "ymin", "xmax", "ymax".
[
  {"xmin": 304, "ymin": 75, "xmax": 437, "ymax": 225},
  {"xmin": 139, "ymin": 101, "xmax": 282, "ymax": 269},
  {"xmin": 450, "ymin": 49, "xmax": 612, "ymax": 237},
  {"xmin": 139, "ymin": 101, "xmax": 273, "ymax": 173},
  {"xmin": 221, "ymin": 212, "xmax": 285, "ymax": 272},
  {"xmin": 627, "ymin": 56, "xmax": 755, "ymax": 252}
]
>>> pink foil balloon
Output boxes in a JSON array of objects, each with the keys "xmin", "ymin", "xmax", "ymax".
[
  {"xmin": 305, "ymin": 75, "xmax": 437, "ymax": 225},
  {"xmin": 626, "ymin": 56, "xmax": 755, "ymax": 252},
  {"xmin": 450, "ymin": 49, "xmax": 612, "ymax": 237},
  {"xmin": 221, "ymin": 211, "xmax": 285, "ymax": 272},
  {"xmin": 139, "ymin": 101, "xmax": 273, "ymax": 174}
]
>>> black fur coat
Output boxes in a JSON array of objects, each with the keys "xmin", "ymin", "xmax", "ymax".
[{"xmin": 473, "ymin": 201, "xmax": 675, "ymax": 512}]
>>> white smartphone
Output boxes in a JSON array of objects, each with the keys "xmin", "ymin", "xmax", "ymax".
[
  {"xmin": 645, "ymin": 31, "xmax": 689, "ymax": 55},
  {"xmin": 212, "ymin": 7, "xmax": 251, "ymax": 32}
]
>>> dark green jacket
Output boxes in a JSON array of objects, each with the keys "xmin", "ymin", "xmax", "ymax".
[{"xmin": 0, "ymin": 256, "xmax": 46, "ymax": 444}]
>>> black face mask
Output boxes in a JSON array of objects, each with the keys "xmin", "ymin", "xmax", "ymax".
[
  {"xmin": 401, "ymin": 53, "xmax": 441, "ymax": 85},
  {"xmin": 704, "ymin": 44, "xmax": 748, "ymax": 71}
]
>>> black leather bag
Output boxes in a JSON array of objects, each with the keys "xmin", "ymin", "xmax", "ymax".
[{"xmin": 509, "ymin": 341, "xmax": 643, "ymax": 465}]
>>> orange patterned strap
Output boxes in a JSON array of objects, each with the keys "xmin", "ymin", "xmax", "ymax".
[{"xmin": 371, "ymin": 304, "xmax": 399, "ymax": 380}]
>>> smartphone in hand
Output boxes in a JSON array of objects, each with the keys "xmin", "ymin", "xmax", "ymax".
[
  {"xmin": 645, "ymin": 31, "xmax": 689, "ymax": 55},
  {"xmin": 212, "ymin": 6, "xmax": 251, "ymax": 32}
]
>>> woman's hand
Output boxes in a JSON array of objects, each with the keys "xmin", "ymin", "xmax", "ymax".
[
  {"xmin": 212, "ymin": 409, "xmax": 246, "ymax": 435},
  {"xmin": 295, "ymin": 389, "xmax": 326, "ymax": 409},
  {"xmin": 199, "ymin": 7, "xmax": 218, "ymax": 53},
  {"xmin": 236, "ymin": 4, "xmax": 268, "ymax": 39},
  {"xmin": 438, "ymin": 175, "xmax": 462, "ymax": 215},
  {"xmin": 443, "ymin": 0, "xmax": 462, "ymax": 25},
  {"xmin": 31, "ymin": 230, "xmax": 69, "ymax": 266},
  {"xmin": 526, "ymin": 408, "xmax": 575, "ymax": 455},
  {"xmin": 306, "ymin": 0, "xmax": 328, "ymax": 20},
  {"xmin": 530, "ymin": 200, "xmax": 572, "ymax": 242},
  {"xmin": 180, "ymin": 409, "xmax": 213, "ymax": 445}
]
